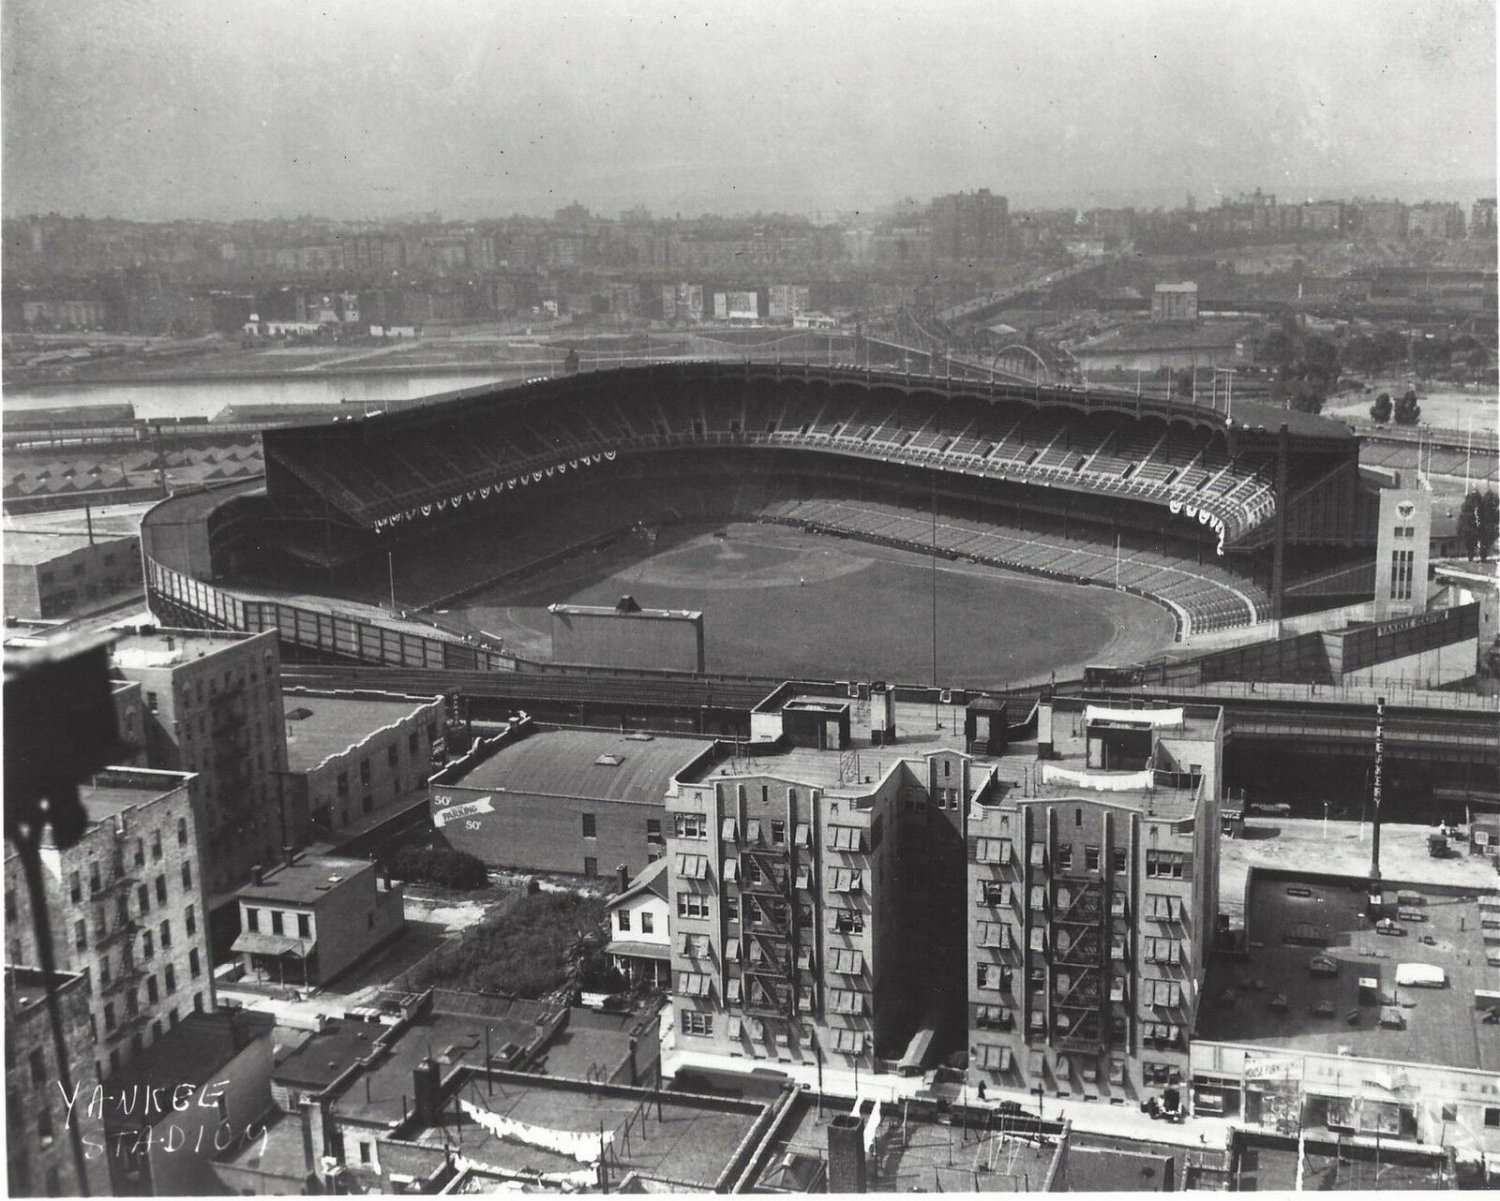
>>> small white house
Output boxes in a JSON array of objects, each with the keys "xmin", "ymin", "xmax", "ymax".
[{"xmin": 605, "ymin": 859, "xmax": 670, "ymax": 988}]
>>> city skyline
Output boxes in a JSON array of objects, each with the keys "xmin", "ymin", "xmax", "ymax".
[{"xmin": 3, "ymin": 0, "xmax": 1494, "ymax": 222}]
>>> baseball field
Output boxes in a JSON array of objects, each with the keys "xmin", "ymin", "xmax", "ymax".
[{"xmin": 457, "ymin": 522, "xmax": 1176, "ymax": 688}]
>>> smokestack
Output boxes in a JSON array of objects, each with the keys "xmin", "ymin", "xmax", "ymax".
[
  {"xmin": 283, "ymin": 845, "xmax": 296, "ymax": 869},
  {"xmin": 85, "ymin": 502, "xmax": 95, "ymax": 545},
  {"xmin": 251, "ymin": 864, "xmax": 264, "ymax": 886},
  {"xmin": 828, "ymin": 1113, "xmax": 866, "ymax": 1193},
  {"xmin": 1370, "ymin": 696, "xmax": 1385, "ymax": 883},
  {"xmin": 617, "ymin": 863, "xmax": 629, "ymax": 892}
]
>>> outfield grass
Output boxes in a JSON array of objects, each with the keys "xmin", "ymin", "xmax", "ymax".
[{"xmin": 460, "ymin": 523, "xmax": 1176, "ymax": 689}]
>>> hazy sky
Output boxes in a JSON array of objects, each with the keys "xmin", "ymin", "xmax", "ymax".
[{"xmin": 3, "ymin": 0, "xmax": 1495, "ymax": 220}]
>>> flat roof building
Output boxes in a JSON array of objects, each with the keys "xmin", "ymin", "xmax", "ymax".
[
  {"xmin": 3, "ymin": 527, "xmax": 142, "ymax": 620},
  {"xmin": 1192, "ymin": 865, "xmax": 1500, "ymax": 1161},
  {"xmin": 110, "ymin": 626, "xmax": 290, "ymax": 910},
  {"xmin": 966, "ymin": 698, "xmax": 1224, "ymax": 1108},
  {"xmin": 232, "ymin": 852, "xmax": 404, "ymax": 988},
  {"xmin": 434, "ymin": 720, "xmax": 712, "ymax": 880},
  {"xmin": 281, "ymin": 688, "xmax": 443, "ymax": 844},
  {"xmin": 3, "ymin": 767, "xmax": 215, "ymax": 1085}
]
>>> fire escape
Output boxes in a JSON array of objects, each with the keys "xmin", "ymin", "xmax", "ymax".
[
  {"xmin": 741, "ymin": 842, "xmax": 798, "ymax": 1022},
  {"xmin": 1051, "ymin": 876, "xmax": 1107, "ymax": 1054}
]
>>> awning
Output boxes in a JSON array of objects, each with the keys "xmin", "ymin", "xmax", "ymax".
[
  {"xmin": 606, "ymin": 940, "xmax": 670, "ymax": 961},
  {"xmin": 232, "ymin": 931, "xmax": 310, "ymax": 958}
]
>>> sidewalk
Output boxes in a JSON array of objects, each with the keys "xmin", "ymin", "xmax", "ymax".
[{"xmin": 661, "ymin": 1035, "xmax": 1236, "ymax": 1153}]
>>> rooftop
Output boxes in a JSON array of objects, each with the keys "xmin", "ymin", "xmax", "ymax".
[
  {"xmin": 72, "ymin": 768, "xmax": 192, "ymax": 833},
  {"xmin": 237, "ymin": 854, "xmax": 374, "ymax": 905},
  {"xmin": 452, "ymin": 726, "xmax": 711, "ymax": 805},
  {"xmin": 329, "ymin": 1003, "xmax": 562, "ymax": 1126},
  {"xmin": 1195, "ymin": 868, "xmax": 1500, "ymax": 1073},
  {"xmin": 283, "ymin": 691, "xmax": 440, "ymax": 772},
  {"xmin": 756, "ymin": 1092, "xmax": 1067, "ymax": 1193},
  {"xmin": 104, "ymin": 1010, "xmax": 274, "ymax": 1124},
  {"xmin": 271, "ymin": 1019, "xmax": 388, "ymax": 1091},
  {"xmin": 6, "ymin": 967, "xmax": 86, "ymax": 1016},
  {"xmin": 3, "ymin": 530, "xmax": 131, "ymax": 564},
  {"xmin": 402, "ymin": 1069, "xmax": 766, "ymax": 1189},
  {"xmin": 606, "ymin": 858, "xmax": 669, "ymax": 909},
  {"xmin": 1075, "ymin": 319, "xmax": 1253, "ymax": 354},
  {"xmin": 111, "ymin": 626, "xmax": 262, "ymax": 670}
]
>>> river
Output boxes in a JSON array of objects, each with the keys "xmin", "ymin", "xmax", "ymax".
[{"xmin": 2, "ymin": 370, "xmax": 525, "ymax": 422}]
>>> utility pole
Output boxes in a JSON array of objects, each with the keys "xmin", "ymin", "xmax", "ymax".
[{"xmin": 1370, "ymin": 697, "xmax": 1385, "ymax": 883}]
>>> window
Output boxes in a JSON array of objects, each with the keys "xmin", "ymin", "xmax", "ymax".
[
  {"xmin": 677, "ymin": 893, "xmax": 709, "ymax": 919},
  {"xmin": 829, "ymin": 868, "xmax": 863, "ymax": 893},
  {"xmin": 165, "ymin": 964, "xmax": 176, "ymax": 993},
  {"xmin": 297, "ymin": 914, "xmax": 311, "ymax": 938},
  {"xmin": 1145, "ymin": 851, "xmax": 1187, "ymax": 880},
  {"xmin": 977, "ymin": 921, "xmax": 1009, "ymax": 949},
  {"xmin": 831, "ymin": 907, "xmax": 864, "ymax": 934},
  {"xmin": 177, "ymin": 817, "xmax": 188, "ymax": 847},
  {"xmin": 246, "ymin": 907, "xmax": 260, "ymax": 932},
  {"xmin": 74, "ymin": 919, "xmax": 87, "ymax": 951},
  {"xmin": 674, "ymin": 813, "xmax": 706, "ymax": 839},
  {"xmin": 681, "ymin": 1010, "xmax": 713, "ymax": 1036},
  {"xmin": 1389, "ymin": 548, "xmax": 1415, "ymax": 601},
  {"xmin": 582, "ymin": 813, "xmax": 597, "ymax": 838},
  {"xmin": 675, "ymin": 853, "xmax": 709, "ymax": 881},
  {"xmin": 189, "ymin": 949, "xmax": 201, "ymax": 979},
  {"xmin": 89, "ymin": 862, "xmax": 101, "ymax": 895},
  {"xmin": 150, "ymin": 830, "xmax": 162, "ymax": 862},
  {"xmin": 826, "ymin": 825, "xmax": 862, "ymax": 852},
  {"xmin": 646, "ymin": 818, "xmax": 662, "ymax": 841},
  {"xmin": 142, "ymin": 930, "xmax": 154, "ymax": 959},
  {"xmin": 1056, "ymin": 845, "xmax": 1073, "ymax": 872},
  {"xmin": 976, "ymin": 963, "xmax": 1006, "ymax": 991},
  {"xmin": 359, "ymin": 1142, "xmax": 372, "ymax": 1165},
  {"xmin": 69, "ymin": 871, "xmax": 81, "ymax": 903},
  {"xmin": 104, "ymin": 1002, "xmax": 117, "ymax": 1032},
  {"xmin": 829, "ymin": 947, "xmax": 864, "ymax": 974},
  {"xmin": 617, "ymin": 910, "xmax": 632, "ymax": 932},
  {"xmin": 337, "ymin": 772, "xmax": 349, "ymax": 797},
  {"xmin": 156, "ymin": 874, "xmax": 168, "ymax": 904},
  {"xmin": 584, "ymin": 857, "xmax": 598, "ymax": 877},
  {"xmin": 271, "ymin": 911, "xmax": 284, "ymax": 935},
  {"xmin": 138, "ymin": 883, "xmax": 151, "ymax": 915},
  {"xmin": 133, "ymin": 839, "xmax": 145, "ymax": 868},
  {"xmin": 185, "ymin": 905, "xmax": 196, "ymax": 937},
  {"xmin": 181, "ymin": 861, "xmax": 193, "ymax": 890},
  {"xmin": 641, "ymin": 912, "xmax": 654, "ymax": 934},
  {"xmin": 1486, "ymin": 1107, "xmax": 1500, "ymax": 1129},
  {"xmin": 160, "ymin": 919, "xmax": 171, "ymax": 948},
  {"xmin": 771, "ymin": 819, "xmax": 786, "ymax": 845},
  {"xmin": 1085, "ymin": 846, "xmax": 1101, "ymax": 872},
  {"xmin": 147, "ymin": 975, "xmax": 159, "ymax": 1004},
  {"xmin": 360, "ymin": 757, "xmax": 372, "ymax": 784}
]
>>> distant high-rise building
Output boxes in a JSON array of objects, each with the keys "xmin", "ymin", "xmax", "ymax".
[
  {"xmin": 1471, "ymin": 198, "xmax": 1497, "ymax": 238},
  {"xmin": 661, "ymin": 282, "xmax": 705, "ymax": 322},
  {"xmin": 1359, "ymin": 200, "xmax": 1408, "ymax": 240},
  {"xmin": 768, "ymin": 284, "xmax": 811, "ymax": 322},
  {"xmin": 1407, "ymin": 202, "xmax": 1466, "ymax": 240},
  {"xmin": 931, "ymin": 189, "xmax": 1009, "ymax": 265},
  {"xmin": 1151, "ymin": 282, "xmax": 1199, "ymax": 323}
]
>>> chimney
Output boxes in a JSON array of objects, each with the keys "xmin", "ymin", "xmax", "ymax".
[
  {"xmin": 251, "ymin": 864, "xmax": 264, "ymax": 886},
  {"xmin": 617, "ymin": 863, "xmax": 629, "ymax": 892},
  {"xmin": 828, "ymin": 1112, "xmax": 866, "ymax": 1193},
  {"xmin": 165, "ymin": 634, "xmax": 175, "ymax": 652},
  {"xmin": 412, "ymin": 1058, "xmax": 442, "ymax": 1125},
  {"xmin": 283, "ymin": 845, "xmax": 296, "ymax": 869}
]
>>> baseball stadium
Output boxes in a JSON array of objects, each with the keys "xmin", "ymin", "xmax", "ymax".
[{"xmin": 139, "ymin": 357, "xmax": 1396, "ymax": 691}]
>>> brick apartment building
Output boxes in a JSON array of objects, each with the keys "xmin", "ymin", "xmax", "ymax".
[
  {"xmin": 111, "ymin": 627, "xmax": 290, "ymax": 906},
  {"xmin": 4, "ymin": 968, "xmax": 111, "ymax": 1198},
  {"xmin": 3, "ymin": 767, "xmax": 216, "ymax": 1084},
  {"xmin": 280, "ymin": 689, "xmax": 444, "ymax": 844},
  {"xmin": 3, "ymin": 529, "xmax": 143, "ymax": 619},
  {"xmin": 965, "ymin": 698, "xmax": 1223, "ymax": 1107}
]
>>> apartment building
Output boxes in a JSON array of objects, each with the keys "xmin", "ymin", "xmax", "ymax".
[
  {"xmin": 3, "ymin": 767, "xmax": 215, "ymax": 1084},
  {"xmin": 664, "ymin": 683, "xmax": 989, "ymax": 1071},
  {"xmin": 4, "ymin": 968, "xmax": 111, "ymax": 1198},
  {"xmin": 112, "ymin": 627, "xmax": 290, "ymax": 904},
  {"xmin": 966, "ymin": 698, "xmax": 1223, "ymax": 1107}
]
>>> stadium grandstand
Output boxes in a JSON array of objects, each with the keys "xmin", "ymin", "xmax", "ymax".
[{"xmin": 143, "ymin": 362, "xmax": 1393, "ymax": 651}]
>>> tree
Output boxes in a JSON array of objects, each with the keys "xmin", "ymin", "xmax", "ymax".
[
  {"xmin": 1369, "ymin": 392, "xmax": 1392, "ymax": 423},
  {"xmin": 1393, "ymin": 389, "xmax": 1422, "ymax": 426},
  {"xmin": 1289, "ymin": 389, "xmax": 1325, "ymax": 415},
  {"xmin": 1458, "ymin": 489, "xmax": 1500, "ymax": 560}
]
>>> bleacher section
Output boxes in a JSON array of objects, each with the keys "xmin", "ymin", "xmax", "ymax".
[
  {"xmin": 758, "ymin": 496, "xmax": 1265, "ymax": 635},
  {"xmin": 268, "ymin": 391, "xmax": 1283, "ymax": 550}
]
